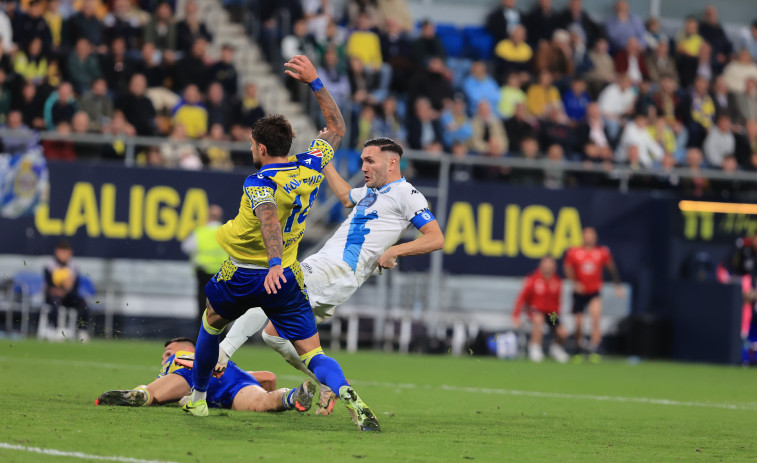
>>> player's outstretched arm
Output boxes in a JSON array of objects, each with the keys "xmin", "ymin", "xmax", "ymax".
[
  {"xmin": 256, "ymin": 202, "xmax": 287, "ymax": 294},
  {"xmin": 323, "ymin": 163, "xmax": 354, "ymax": 208},
  {"xmin": 377, "ymin": 221, "xmax": 445, "ymax": 270},
  {"xmin": 284, "ymin": 55, "xmax": 345, "ymax": 149}
]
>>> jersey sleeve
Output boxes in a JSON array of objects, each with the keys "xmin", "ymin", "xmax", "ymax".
[
  {"xmin": 294, "ymin": 138, "xmax": 335, "ymax": 173},
  {"xmin": 348, "ymin": 185, "xmax": 369, "ymax": 206},
  {"xmin": 243, "ymin": 174, "xmax": 277, "ymax": 212},
  {"xmin": 601, "ymin": 246, "xmax": 612, "ymax": 266},
  {"xmin": 402, "ymin": 187, "xmax": 436, "ymax": 230}
]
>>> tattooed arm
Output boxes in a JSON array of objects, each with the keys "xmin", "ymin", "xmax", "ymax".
[
  {"xmin": 284, "ymin": 55, "xmax": 346, "ymax": 149},
  {"xmin": 256, "ymin": 202, "xmax": 287, "ymax": 294}
]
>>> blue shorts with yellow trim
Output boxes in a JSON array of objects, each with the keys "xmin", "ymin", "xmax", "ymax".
[
  {"xmin": 205, "ymin": 260, "xmax": 317, "ymax": 341},
  {"xmin": 172, "ymin": 360, "xmax": 261, "ymax": 409}
]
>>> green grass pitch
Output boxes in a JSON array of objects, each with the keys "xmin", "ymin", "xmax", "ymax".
[{"xmin": 1, "ymin": 339, "xmax": 756, "ymax": 462}]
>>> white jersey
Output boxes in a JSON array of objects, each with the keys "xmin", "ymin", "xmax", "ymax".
[{"xmin": 311, "ymin": 177, "xmax": 435, "ymax": 288}]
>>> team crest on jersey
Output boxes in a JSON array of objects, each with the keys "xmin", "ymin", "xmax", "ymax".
[{"xmin": 357, "ymin": 192, "xmax": 378, "ymax": 208}]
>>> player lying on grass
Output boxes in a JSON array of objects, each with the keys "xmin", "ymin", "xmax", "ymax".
[
  {"xmin": 215, "ymin": 137, "xmax": 445, "ymax": 414},
  {"xmin": 95, "ymin": 337, "xmax": 315, "ymax": 413}
]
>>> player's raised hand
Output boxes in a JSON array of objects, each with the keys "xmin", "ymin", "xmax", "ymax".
[
  {"xmin": 264, "ymin": 265, "xmax": 287, "ymax": 295},
  {"xmin": 285, "ymin": 55, "xmax": 318, "ymax": 84}
]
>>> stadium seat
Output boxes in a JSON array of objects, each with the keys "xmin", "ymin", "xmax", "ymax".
[
  {"xmin": 435, "ymin": 25, "xmax": 465, "ymax": 58},
  {"xmin": 12, "ymin": 272, "xmax": 45, "ymax": 337},
  {"xmin": 462, "ymin": 26, "xmax": 494, "ymax": 60}
]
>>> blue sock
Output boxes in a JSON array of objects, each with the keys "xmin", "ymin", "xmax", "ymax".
[
  {"xmin": 192, "ymin": 312, "xmax": 223, "ymax": 393},
  {"xmin": 305, "ymin": 352, "xmax": 349, "ymax": 397}
]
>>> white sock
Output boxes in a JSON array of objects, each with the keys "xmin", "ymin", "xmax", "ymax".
[
  {"xmin": 262, "ymin": 332, "xmax": 325, "ymax": 391},
  {"xmin": 219, "ymin": 308, "xmax": 269, "ymax": 359},
  {"xmin": 191, "ymin": 388, "xmax": 207, "ymax": 402}
]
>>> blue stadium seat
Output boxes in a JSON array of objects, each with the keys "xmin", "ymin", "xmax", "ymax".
[
  {"xmin": 434, "ymin": 24, "xmax": 465, "ymax": 58},
  {"xmin": 78, "ymin": 275, "xmax": 96, "ymax": 300},
  {"xmin": 463, "ymin": 26, "xmax": 494, "ymax": 60},
  {"xmin": 13, "ymin": 272, "xmax": 44, "ymax": 302}
]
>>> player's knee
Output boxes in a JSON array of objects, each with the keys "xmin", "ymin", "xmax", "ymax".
[{"xmin": 262, "ymin": 331, "xmax": 285, "ymax": 348}]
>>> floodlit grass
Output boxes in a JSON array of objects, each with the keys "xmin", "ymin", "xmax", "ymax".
[{"xmin": 1, "ymin": 339, "xmax": 756, "ymax": 462}]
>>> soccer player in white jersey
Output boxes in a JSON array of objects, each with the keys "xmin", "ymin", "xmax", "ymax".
[{"xmin": 216, "ymin": 137, "xmax": 444, "ymax": 413}]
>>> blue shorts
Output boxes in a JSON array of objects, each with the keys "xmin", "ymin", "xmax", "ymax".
[
  {"xmin": 172, "ymin": 360, "xmax": 261, "ymax": 409},
  {"xmin": 205, "ymin": 260, "xmax": 317, "ymax": 341}
]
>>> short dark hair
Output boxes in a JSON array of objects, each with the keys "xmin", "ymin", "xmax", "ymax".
[
  {"xmin": 251, "ymin": 115, "xmax": 295, "ymax": 158},
  {"xmin": 164, "ymin": 337, "xmax": 196, "ymax": 347},
  {"xmin": 55, "ymin": 240, "xmax": 72, "ymax": 250},
  {"xmin": 363, "ymin": 137, "xmax": 403, "ymax": 157}
]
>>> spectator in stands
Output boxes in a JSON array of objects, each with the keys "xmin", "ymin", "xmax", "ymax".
[
  {"xmin": 647, "ymin": 113, "xmax": 677, "ymax": 158},
  {"xmin": 44, "ymin": 81, "xmax": 77, "ymax": 129},
  {"xmin": 653, "ymin": 75, "xmax": 680, "ymax": 124},
  {"xmin": 735, "ymin": 118, "xmax": 757, "ymax": 169},
  {"xmin": 78, "ymin": 77, "xmax": 112, "ymax": 132},
  {"xmin": 722, "ymin": 49, "xmax": 757, "ymax": 94},
  {"xmin": 302, "ymin": 0, "xmax": 334, "ymax": 41},
  {"xmin": 316, "ymin": 19, "xmax": 347, "ymax": 65},
  {"xmin": 675, "ymin": 16, "xmax": 704, "ymax": 88},
  {"xmin": 171, "ymin": 83, "xmax": 206, "ymax": 139},
  {"xmin": 372, "ymin": 94, "xmax": 405, "ymax": 145},
  {"xmin": 376, "ymin": 0, "xmax": 413, "ymax": 33},
  {"xmin": 711, "ymin": 75, "xmax": 741, "ymax": 126},
  {"xmin": 282, "ymin": 17, "xmax": 318, "ymax": 62},
  {"xmin": 14, "ymin": 80, "xmax": 44, "ymax": 129},
  {"xmin": 205, "ymin": 81, "xmax": 232, "ymax": 133},
  {"xmin": 643, "ymin": 17, "xmax": 669, "ymax": 52},
  {"xmin": 471, "ymin": 99, "xmax": 508, "ymax": 156},
  {"xmin": 447, "ymin": 141, "xmax": 473, "ymax": 183},
  {"xmin": 533, "ymin": 28, "xmax": 573, "ymax": 81},
  {"xmin": 71, "ymin": 111, "xmax": 102, "ymax": 158},
  {"xmin": 406, "ymin": 96, "xmax": 443, "ymax": 152},
  {"xmin": 176, "ymin": 0, "xmax": 212, "ymax": 55},
  {"xmin": 42, "ymin": 240, "xmax": 89, "ymax": 342},
  {"xmin": 485, "ymin": 0, "xmax": 521, "ymax": 45},
  {"xmin": 597, "ymin": 73, "xmax": 636, "ymax": 139},
  {"xmin": 0, "ymin": 68, "xmax": 8, "ymax": 123},
  {"xmin": 116, "ymin": 73, "xmax": 156, "ymax": 135},
  {"xmin": 317, "ymin": 46, "xmax": 351, "ymax": 112},
  {"xmin": 407, "ymin": 55, "xmax": 452, "ymax": 111},
  {"xmin": 505, "ymin": 102, "xmax": 536, "ymax": 149},
  {"xmin": 509, "ymin": 135, "xmax": 543, "ymax": 185},
  {"xmin": 19, "ymin": 0, "xmax": 51, "ymax": 52},
  {"xmin": 135, "ymin": 41, "xmax": 167, "ymax": 88},
  {"xmin": 497, "ymin": 72, "xmax": 526, "ymax": 119},
  {"xmin": 539, "ymin": 106, "xmax": 572, "ymax": 154},
  {"xmin": 100, "ymin": 110, "xmax": 135, "ymax": 162},
  {"xmin": 66, "ymin": 37, "xmax": 101, "ymax": 93},
  {"xmin": 0, "ymin": 4, "xmax": 14, "ymax": 53},
  {"xmin": 699, "ymin": 5, "xmax": 732, "ymax": 75},
  {"xmin": 494, "ymin": 24, "xmax": 531, "ymax": 84},
  {"xmin": 523, "ymin": 0, "xmax": 559, "ymax": 48},
  {"xmin": 646, "ymin": 40, "xmax": 678, "ymax": 84},
  {"xmin": 344, "ymin": 0, "xmax": 378, "ymax": 29},
  {"xmin": 440, "ymin": 95, "xmax": 472, "ymax": 149},
  {"xmin": 354, "ymin": 104, "xmax": 376, "ymax": 150},
  {"xmin": 43, "ymin": 0, "xmax": 64, "ymax": 53},
  {"xmin": 525, "ymin": 70, "xmax": 561, "ymax": 119},
  {"xmin": 738, "ymin": 20, "xmax": 757, "ymax": 62},
  {"xmin": 462, "ymin": 60, "xmax": 500, "ymax": 113},
  {"xmin": 200, "ymin": 123, "xmax": 233, "ymax": 170},
  {"xmin": 569, "ymin": 23, "xmax": 594, "ymax": 77},
  {"xmin": 101, "ymin": 37, "xmax": 137, "ymax": 95},
  {"xmin": 413, "ymin": 18, "xmax": 445, "ymax": 63},
  {"xmin": 582, "ymin": 37, "xmax": 614, "ymax": 98},
  {"xmin": 142, "ymin": 145, "xmax": 165, "ymax": 167},
  {"xmin": 557, "ymin": 0, "xmax": 604, "ymax": 49},
  {"xmin": 161, "ymin": 123, "xmax": 202, "ymax": 169},
  {"xmin": 143, "ymin": 1, "xmax": 176, "ymax": 53},
  {"xmin": 13, "ymin": 36, "xmax": 47, "ymax": 84},
  {"xmin": 43, "ymin": 121, "xmax": 76, "ymax": 160},
  {"xmin": 694, "ymin": 42, "xmax": 715, "ymax": 91},
  {"xmin": 615, "ymin": 111, "xmax": 664, "ymax": 168},
  {"xmin": 66, "ymin": 0, "xmax": 104, "ymax": 50},
  {"xmin": 575, "ymin": 102, "xmax": 614, "ymax": 164},
  {"xmin": 0, "ymin": 37, "xmax": 12, "ymax": 74},
  {"xmin": 703, "ymin": 113, "xmax": 735, "ymax": 168},
  {"xmin": 543, "ymin": 143, "xmax": 567, "ymax": 189},
  {"xmin": 1, "ymin": 110, "xmax": 35, "ymax": 153},
  {"xmin": 735, "ymin": 78, "xmax": 757, "ymax": 122},
  {"xmin": 562, "ymin": 78, "xmax": 590, "ymax": 123},
  {"xmin": 103, "ymin": 0, "xmax": 144, "ymax": 52},
  {"xmin": 174, "ymin": 37, "xmax": 212, "ymax": 92},
  {"xmin": 682, "ymin": 147, "xmax": 710, "ymax": 196},
  {"xmin": 208, "ymin": 44, "xmax": 238, "ymax": 99},
  {"xmin": 604, "ymin": 0, "xmax": 646, "ymax": 50},
  {"xmin": 680, "ymin": 75, "xmax": 715, "ymax": 147},
  {"xmin": 237, "ymin": 82, "xmax": 264, "ymax": 128},
  {"xmin": 614, "ymin": 36, "xmax": 647, "ymax": 85}
]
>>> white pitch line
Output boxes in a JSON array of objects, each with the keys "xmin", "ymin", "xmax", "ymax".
[
  {"xmin": 3, "ymin": 356, "xmax": 756, "ymax": 412},
  {"xmin": 0, "ymin": 443, "xmax": 178, "ymax": 463}
]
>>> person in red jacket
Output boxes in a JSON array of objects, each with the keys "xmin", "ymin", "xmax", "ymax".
[
  {"xmin": 563, "ymin": 227, "xmax": 623, "ymax": 362},
  {"xmin": 512, "ymin": 257, "xmax": 569, "ymax": 363}
]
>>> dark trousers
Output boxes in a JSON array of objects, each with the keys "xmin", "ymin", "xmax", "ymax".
[
  {"xmin": 46, "ymin": 292, "xmax": 89, "ymax": 328},
  {"xmin": 196, "ymin": 268, "xmax": 215, "ymax": 322}
]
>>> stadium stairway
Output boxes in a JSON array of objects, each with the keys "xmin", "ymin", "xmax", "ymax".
[{"xmin": 179, "ymin": 0, "xmax": 318, "ymax": 154}]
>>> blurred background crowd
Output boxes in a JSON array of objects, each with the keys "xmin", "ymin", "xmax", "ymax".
[{"xmin": 1, "ymin": 0, "xmax": 757, "ymax": 194}]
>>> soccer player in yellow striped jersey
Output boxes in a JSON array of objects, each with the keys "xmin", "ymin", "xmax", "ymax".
[{"xmin": 184, "ymin": 55, "xmax": 380, "ymax": 432}]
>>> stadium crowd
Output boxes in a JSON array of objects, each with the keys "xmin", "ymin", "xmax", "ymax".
[{"xmin": 1, "ymin": 0, "xmax": 757, "ymax": 193}]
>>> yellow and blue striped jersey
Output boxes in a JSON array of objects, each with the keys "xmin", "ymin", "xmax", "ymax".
[{"xmin": 216, "ymin": 138, "xmax": 334, "ymax": 267}]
